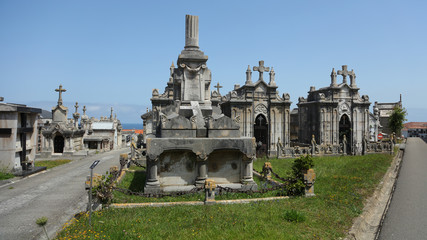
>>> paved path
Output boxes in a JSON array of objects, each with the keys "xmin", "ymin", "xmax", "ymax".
[
  {"xmin": 0, "ymin": 148, "xmax": 128, "ymax": 240},
  {"xmin": 378, "ymin": 138, "xmax": 427, "ymax": 240}
]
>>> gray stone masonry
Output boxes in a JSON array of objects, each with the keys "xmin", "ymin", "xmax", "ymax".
[{"xmin": 144, "ymin": 15, "xmax": 257, "ymax": 194}]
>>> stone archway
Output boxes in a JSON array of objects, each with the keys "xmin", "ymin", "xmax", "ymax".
[
  {"xmin": 254, "ymin": 114, "xmax": 268, "ymax": 157},
  {"xmin": 54, "ymin": 135, "xmax": 64, "ymax": 153},
  {"xmin": 339, "ymin": 114, "xmax": 351, "ymax": 150}
]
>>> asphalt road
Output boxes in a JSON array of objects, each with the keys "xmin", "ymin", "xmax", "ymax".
[
  {"xmin": 0, "ymin": 148, "xmax": 129, "ymax": 240},
  {"xmin": 378, "ymin": 137, "xmax": 427, "ymax": 240}
]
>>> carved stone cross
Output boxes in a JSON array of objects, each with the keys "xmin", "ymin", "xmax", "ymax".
[
  {"xmin": 253, "ymin": 60, "xmax": 270, "ymax": 81},
  {"xmin": 337, "ymin": 65, "xmax": 349, "ymax": 84},
  {"xmin": 214, "ymin": 82, "xmax": 222, "ymax": 94},
  {"xmin": 55, "ymin": 84, "xmax": 66, "ymax": 105},
  {"xmin": 74, "ymin": 102, "xmax": 79, "ymax": 113}
]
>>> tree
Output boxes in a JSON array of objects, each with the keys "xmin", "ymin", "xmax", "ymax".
[{"xmin": 388, "ymin": 106, "xmax": 407, "ymax": 136}]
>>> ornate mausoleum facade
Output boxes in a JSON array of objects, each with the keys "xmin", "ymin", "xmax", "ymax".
[
  {"xmin": 297, "ymin": 65, "xmax": 371, "ymax": 155},
  {"xmin": 221, "ymin": 61, "xmax": 291, "ymax": 157}
]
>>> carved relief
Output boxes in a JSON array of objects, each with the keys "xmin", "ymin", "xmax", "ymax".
[{"xmin": 254, "ymin": 104, "xmax": 268, "ymax": 116}]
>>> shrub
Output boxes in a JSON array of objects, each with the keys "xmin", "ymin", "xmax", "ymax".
[{"xmin": 283, "ymin": 209, "xmax": 306, "ymax": 223}]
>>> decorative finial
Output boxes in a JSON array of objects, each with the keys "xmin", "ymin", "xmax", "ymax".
[
  {"xmin": 330, "ymin": 68, "xmax": 337, "ymax": 87},
  {"xmin": 245, "ymin": 65, "xmax": 252, "ymax": 85},
  {"xmin": 74, "ymin": 102, "xmax": 79, "ymax": 113},
  {"xmin": 269, "ymin": 67, "xmax": 276, "ymax": 86}
]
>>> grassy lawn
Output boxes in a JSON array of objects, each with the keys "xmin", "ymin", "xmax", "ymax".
[
  {"xmin": 56, "ymin": 153, "xmax": 393, "ymax": 240},
  {"xmin": 35, "ymin": 159, "xmax": 72, "ymax": 169}
]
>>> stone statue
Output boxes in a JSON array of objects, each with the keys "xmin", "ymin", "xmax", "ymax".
[
  {"xmin": 342, "ymin": 135, "xmax": 347, "ymax": 155},
  {"xmin": 311, "ymin": 135, "xmax": 317, "ymax": 156}
]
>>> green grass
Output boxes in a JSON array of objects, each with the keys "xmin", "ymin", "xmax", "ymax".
[
  {"xmin": 56, "ymin": 153, "xmax": 394, "ymax": 240},
  {"xmin": 35, "ymin": 159, "xmax": 72, "ymax": 169},
  {"xmin": 0, "ymin": 171, "xmax": 15, "ymax": 180}
]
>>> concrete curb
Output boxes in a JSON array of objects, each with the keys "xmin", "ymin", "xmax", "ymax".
[
  {"xmin": 110, "ymin": 196, "xmax": 290, "ymax": 208},
  {"xmin": 345, "ymin": 147, "xmax": 404, "ymax": 240}
]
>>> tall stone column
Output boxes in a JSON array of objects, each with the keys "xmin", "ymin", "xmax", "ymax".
[
  {"xmin": 195, "ymin": 156, "xmax": 207, "ymax": 187},
  {"xmin": 185, "ymin": 15, "xmax": 199, "ymax": 50}
]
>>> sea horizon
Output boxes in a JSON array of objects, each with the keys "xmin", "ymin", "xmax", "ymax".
[{"xmin": 121, "ymin": 123, "xmax": 143, "ymax": 130}]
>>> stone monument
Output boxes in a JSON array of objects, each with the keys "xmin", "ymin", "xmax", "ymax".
[{"xmin": 144, "ymin": 15, "xmax": 257, "ymax": 194}]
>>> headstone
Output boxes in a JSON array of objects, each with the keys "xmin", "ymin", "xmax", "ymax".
[
  {"xmin": 204, "ymin": 179, "xmax": 216, "ymax": 203},
  {"xmin": 304, "ymin": 169, "xmax": 316, "ymax": 197}
]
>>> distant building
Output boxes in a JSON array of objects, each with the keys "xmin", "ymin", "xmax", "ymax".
[
  {"xmin": 374, "ymin": 95, "xmax": 403, "ymax": 136},
  {"xmin": 402, "ymin": 122, "xmax": 427, "ymax": 142},
  {"xmin": 81, "ymin": 107, "xmax": 123, "ymax": 151},
  {"xmin": 40, "ymin": 85, "xmax": 85, "ymax": 157},
  {"xmin": 0, "ymin": 97, "xmax": 41, "ymax": 173}
]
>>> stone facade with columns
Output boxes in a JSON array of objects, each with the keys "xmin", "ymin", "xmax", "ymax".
[
  {"xmin": 297, "ymin": 65, "xmax": 371, "ymax": 155},
  {"xmin": 220, "ymin": 61, "xmax": 291, "ymax": 157}
]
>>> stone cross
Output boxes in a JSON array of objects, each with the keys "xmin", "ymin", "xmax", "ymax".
[
  {"xmin": 83, "ymin": 105, "xmax": 87, "ymax": 115},
  {"xmin": 74, "ymin": 102, "xmax": 79, "ymax": 113},
  {"xmin": 214, "ymin": 82, "xmax": 222, "ymax": 95},
  {"xmin": 55, "ymin": 84, "xmax": 67, "ymax": 105},
  {"xmin": 253, "ymin": 60, "xmax": 270, "ymax": 81},
  {"xmin": 337, "ymin": 65, "xmax": 349, "ymax": 84}
]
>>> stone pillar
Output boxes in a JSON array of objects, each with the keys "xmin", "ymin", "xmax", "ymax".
[
  {"xmin": 195, "ymin": 156, "xmax": 208, "ymax": 187},
  {"xmin": 145, "ymin": 157, "xmax": 160, "ymax": 193},
  {"xmin": 245, "ymin": 65, "xmax": 252, "ymax": 85},
  {"xmin": 241, "ymin": 156, "xmax": 257, "ymax": 191},
  {"xmin": 330, "ymin": 68, "xmax": 337, "ymax": 87},
  {"xmin": 185, "ymin": 15, "xmax": 199, "ymax": 50}
]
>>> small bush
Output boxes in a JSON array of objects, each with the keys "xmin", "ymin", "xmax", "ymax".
[
  {"xmin": 283, "ymin": 209, "xmax": 306, "ymax": 223},
  {"xmin": 292, "ymin": 154, "xmax": 314, "ymax": 178},
  {"xmin": 0, "ymin": 171, "xmax": 15, "ymax": 180},
  {"xmin": 93, "ymin": 172, "xmax": 115, "ymax": 205}
]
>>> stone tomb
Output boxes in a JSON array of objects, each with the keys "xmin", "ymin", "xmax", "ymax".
[{"xmin": 144, "ymin": 15, "xmax": 257, "ymax": 193}]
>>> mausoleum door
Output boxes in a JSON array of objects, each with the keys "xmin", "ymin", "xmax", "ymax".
[
  {"xmin": 54, "ymin": 135, "xmax": 64, "ymax": 153},
  {"xmin": 254, "ymin": 114, "xmax": 268, "ymax": 157},
  {"xmin": 339, "ymin": 115, "xmax": 351, "ymax": 150}
]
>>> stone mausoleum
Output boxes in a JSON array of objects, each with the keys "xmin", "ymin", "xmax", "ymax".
[
  {"xmin": 221, "ymin": 61, "xmax": 292, "ymax": 157},
  {"xmin": 40, "ymin": 85, "xmax": 85, "ymax": 157},
  {"xmin": 144, "ymin": 15, "xmax": 257, "ymax": 193},
  {"xmin": 297, "ymin": 65, "xmax": 371, "ymax": 155}
]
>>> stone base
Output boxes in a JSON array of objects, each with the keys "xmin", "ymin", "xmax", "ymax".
[
  {"xmin": 241, "ymin": 181, "xmax": 258, "ymax": 191},
  {"xmin": 143, "ymin": 184, "xmax": 162, "ymax": 194}
]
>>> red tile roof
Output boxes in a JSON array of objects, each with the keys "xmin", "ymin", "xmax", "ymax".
[
  {"xmin": 122, "ymin": 129, "xmax": 144, "ymax": 134},
  {"xmin": 403, "ymin": 122, "xmax": 427, "ymax": 130}
]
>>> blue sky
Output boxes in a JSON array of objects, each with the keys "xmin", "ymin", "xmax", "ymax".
[{"xmin": 1, "ymin": 1, "xmax": 426, "ymax": 123}]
